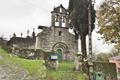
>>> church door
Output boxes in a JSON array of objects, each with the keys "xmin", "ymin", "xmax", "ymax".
[
  {"xmin": 52, "ymin": 42, "xmax": 69, "ymax": 60},
  {"xmin": 56, "ymin": 49, "xmax": 62, "ymax": 61}
]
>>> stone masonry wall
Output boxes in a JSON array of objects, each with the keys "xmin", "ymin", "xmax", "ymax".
[{"xmin": 36, "ymin": 26, "xmax": 78, "ymax": 60}]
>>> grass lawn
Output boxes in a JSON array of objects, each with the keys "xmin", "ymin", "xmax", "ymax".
[
  {"xmin": 0, "ymin": 47, "xmax": 46, "ymax": 76},
  {"xmin": 0, "ymin": 47, "xmax": 84, "ymax": 80},
  {"xmin": 47, "ymin": 61, "xmax": 85, "ymax": 80}
]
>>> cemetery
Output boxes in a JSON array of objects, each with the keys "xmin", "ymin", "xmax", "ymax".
[{"xmin": 0, "ymin": 0, "xmax": 120, "ymax": 80}]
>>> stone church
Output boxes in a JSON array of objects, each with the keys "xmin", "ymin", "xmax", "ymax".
[
  {"xmin": 8, "ymin": 5, "xmax": 78, "ymax": 60},
  {"xmin": 35, "ymin": 5, "xmax": 78, "ymax": 60}
]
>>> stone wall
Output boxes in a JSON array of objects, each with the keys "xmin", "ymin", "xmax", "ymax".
[
  {"xmin": 11, "ymin": 49, "xmax": 45, "ymax": 60},
  {"xmin": 36, "ymin": 26, "xmax": 78, "ymax": 60}
]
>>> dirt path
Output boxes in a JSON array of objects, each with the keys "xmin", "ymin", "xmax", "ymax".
[{"xmin": 0, "ymin": 64, "xmax": 31, "ymax": 80}]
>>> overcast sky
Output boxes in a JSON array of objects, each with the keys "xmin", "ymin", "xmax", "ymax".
[{"xmin": 0, "ymin": 0, "xmax": 114, "ymax": 53}]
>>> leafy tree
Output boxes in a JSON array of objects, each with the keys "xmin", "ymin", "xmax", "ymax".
[
  {"xmin": 96, "ymin": 48, "xmax": 120, "ymax": 62},
  {"xmin": 110, "ymin": 48, "xmax": 120, "ymax": 57},
  {"xmin": 97, "ymin": 0, "xmax": 120, "ymax": 49},
  {"xmin": 68, "ymin": 0, "xmax": 95, "ymax": 58},
  {"xmin": 96, "ymin": 52, "xmax": 112, "ymax": 62}
]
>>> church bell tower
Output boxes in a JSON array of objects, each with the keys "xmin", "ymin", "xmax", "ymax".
[{"xmin": 51, "ymin": 4, "xmax": 69, "ymax": 27}]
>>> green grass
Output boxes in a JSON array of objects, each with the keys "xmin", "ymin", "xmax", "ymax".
[
  {"xmin": 0, "ymin": 48, "xmax": 45, "ymax": 75},
  {"xmin": 59, "ymin": 61, "xmax": 75, "ymax": 71},
  {"xmin": 0, "ymin": 48, "xmax": 84, "ymax": 80},
  {"xmin": 47, "ymin": 70, "xmax": 85, "ymax": 80},
  {"xmin": 47, "ymin": 61, "xmax": 85, "ymax": 80}
]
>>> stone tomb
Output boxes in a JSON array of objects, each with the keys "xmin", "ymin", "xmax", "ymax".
[{"xmin": 93, "ymin": 62, "xmax": 117, "ymax": 80}]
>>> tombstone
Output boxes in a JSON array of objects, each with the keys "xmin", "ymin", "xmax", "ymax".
[
  {"xmin": 94, "ymin": 71, "xmax": 105, "ymax": 80},
  {"xmin": 12, "ymin": 47, "xmax": 15, "ymax": 54},
  {"xmin": 48, "ymin": 54, "xmax": 59, "ymax": 70},
  {"xmin": 15, "ymin": 49, "xmax": 19, "ymax": 55},
  {"xmin": 74, "ymin": 52, "xmax": 82, "ymax": 71},
  {"xmin": 28, "ymin": 52, "xmax": 34, "ymax": 59},
  {"xmin": 93, "ymin": 62, "xmax": 117, "ymax": 80}
]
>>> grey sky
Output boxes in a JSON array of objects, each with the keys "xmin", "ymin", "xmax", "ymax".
[{"xmin": 0, "ymin": 0, "xmax": 113, "ymax": 53}]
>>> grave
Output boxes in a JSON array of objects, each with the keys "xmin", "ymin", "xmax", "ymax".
[{"xmin": 93, "ymin": 62, "xmax": 117, "ymax": 80}]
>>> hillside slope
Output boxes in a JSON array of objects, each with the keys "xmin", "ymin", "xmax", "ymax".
[{"xmin": 0, "ymin": 47, "xmax": 46, "ymax": 80}]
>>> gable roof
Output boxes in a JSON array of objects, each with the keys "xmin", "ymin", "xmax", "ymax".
[{"xmin": 51, "ymin": 4, "xmax": 68, "ymax": 14}]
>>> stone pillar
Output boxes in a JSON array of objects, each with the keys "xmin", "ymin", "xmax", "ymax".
[
  {"xmin": 65, "ymin": 18, "xmax": 69, "ymax": 27},
  {"xmin": 35, "ymin": 36, "xmax": 39, "ymax": 49},
  {"xmin": 51, "ymin": 13, "xmax": 55, "ymax": 26},
  {"xmin": 59, "ymin": 14, "xmax": 62, "ymax": 27}
]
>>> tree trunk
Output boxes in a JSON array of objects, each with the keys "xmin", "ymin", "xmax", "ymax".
[
  {"xmin": 80, "ymin": 34, "xmax": 87, "ymax": 59},
  {"xmin": 80, "ymin": 34, "xmax": 89, "ymax": 74}
]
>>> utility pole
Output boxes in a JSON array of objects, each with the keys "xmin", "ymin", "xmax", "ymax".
[{"xmin": 88, "ymin": 0, "xmax": 95, "ymax": 80}]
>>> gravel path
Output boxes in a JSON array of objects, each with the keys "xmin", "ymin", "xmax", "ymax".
[
  {"xmin": 0, "ymin": 64, "xmax": 36, "ymax": 80},
  {"xmin": 0, "ymin": 54, "xmax": 46, "ymax": 80}
]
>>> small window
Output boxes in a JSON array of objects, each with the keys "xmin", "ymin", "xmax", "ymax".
[{"xmin": 59, "ymin": 31, "xmax": 62, "ymax": 36}]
